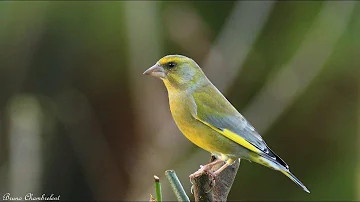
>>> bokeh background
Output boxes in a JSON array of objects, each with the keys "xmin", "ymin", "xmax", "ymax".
[{"xmin": 0, "ymin": 1, "xmax": 359, "ymax": 201}]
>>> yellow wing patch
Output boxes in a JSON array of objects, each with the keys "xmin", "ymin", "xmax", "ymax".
[
  {"xmin": 221, "ymin": 128, "xmax": 262, "ymax": 154},
  {"xmin": 194, "ymin": 116, "xmax": 262, "ymax": 154}
]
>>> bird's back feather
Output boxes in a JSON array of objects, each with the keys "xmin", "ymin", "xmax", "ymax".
[{"xmin": 192, "ymin": 82, "xmax": 289, "ymax": 169}]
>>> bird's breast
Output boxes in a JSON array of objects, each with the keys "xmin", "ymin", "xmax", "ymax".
[
  {"xmin": 168, "ymin": 93, "xmax": 228, "ymax": 154},
  {"xmin": 168, "ymin": 93, "xmax": 196, "ymax": 130}
]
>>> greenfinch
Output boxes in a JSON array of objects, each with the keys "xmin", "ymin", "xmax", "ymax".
[{"xmin": 143, "ymin": 55, "xmax": 310, "ymax": 193}]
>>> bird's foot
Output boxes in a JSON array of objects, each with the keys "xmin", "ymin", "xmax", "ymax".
[
  {"xmin": 189, "ymin": 164, "xmax": 217, "ymax": 189},
  {"xmin": 189, "ymin": 164, "xmax": 215, "ymax": 178},
  {"xmin": 205, "ymin": 168, "xmax": 217, "ymax": 188}
]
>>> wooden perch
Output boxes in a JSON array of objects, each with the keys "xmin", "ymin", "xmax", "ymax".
[{"xmin": 190, "ymin": 156, "xmax": 241, "ymax": 202}]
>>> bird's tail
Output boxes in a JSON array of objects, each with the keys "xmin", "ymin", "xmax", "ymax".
[
  {"xmin": 279, "ymin": 167, "xmax": 310, "ymax": 193},
  {"xmin": 250, "ymin": 154, "xmax": 310, "ymax": 193}
]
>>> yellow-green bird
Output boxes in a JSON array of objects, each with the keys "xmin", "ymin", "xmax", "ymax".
[{"xmin": 143, "ymin": 54, "xmax": 310, "ymax": 193}]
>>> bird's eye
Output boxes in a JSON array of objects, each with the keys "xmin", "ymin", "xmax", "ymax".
[{"xmin": 167, "ymin": 62, "xmax": 177, "ymax": 69}]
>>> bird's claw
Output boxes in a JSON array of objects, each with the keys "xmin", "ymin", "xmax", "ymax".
[
  {"xmin": 205, "ymin": 169, "xmax": 216, "ymax": 188},
  {"xmin": 189, "ymin": 165, "xmax": 209, "ymax": 178},
  {"xmin": 190, "ymin": 174, "xmax": 215, "ymax": 194},
  {"xmin": 204, "ymin": 170, "xmax": 216, "ymax": 193},
  {"xmin": 209, "ymin": 176, "xmax": 216, "ymax": 188},
  {"xmin": 189, "ymin": 165, "xmax": 217, "ymax": 193}
]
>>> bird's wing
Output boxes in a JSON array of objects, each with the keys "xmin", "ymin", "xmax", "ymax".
[{"xmin": 192, "ymin": 86, "xmax": 289, "ymax": 169}]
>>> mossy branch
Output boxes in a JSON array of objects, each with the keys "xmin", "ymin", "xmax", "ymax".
[{"xmin": 165, "ymin": 170, "xmax": 190, "ymax": 202}]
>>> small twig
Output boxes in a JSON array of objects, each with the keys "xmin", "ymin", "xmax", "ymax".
[
  {"xmin": 154, "ymin": 175, "xmax": 162, "ymax": 202},
  {"xmin": 165, "ymin": 170, "xmax": 190, "ymax": 202},
  {"xmin": 190, "ymin": 156, "xmax": 241, "ymax": 202},
  {"xmin": 149, "ymin": 194, "xmax": 156, "ymax": 202}
]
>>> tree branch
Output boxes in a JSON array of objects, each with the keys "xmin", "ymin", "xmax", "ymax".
[
  {"xmin": 190, "ymin": 172, "xmax": 213, "ymax": 202},
  {"xmin": 190, "ymin": 156, "xmax": 241, "ymax": 202}
]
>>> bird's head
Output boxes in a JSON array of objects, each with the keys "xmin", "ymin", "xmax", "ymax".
[{"xmin": 143, "ymin": 55, "xmax": 205, "ymax": 91}]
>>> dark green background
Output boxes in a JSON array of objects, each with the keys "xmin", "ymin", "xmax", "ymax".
[{"xmin": 0, "ymin": 1, "xmax": 358, "ymax": 201}]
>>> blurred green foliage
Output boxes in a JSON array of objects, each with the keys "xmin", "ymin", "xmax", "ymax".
[{"xmin": 0, "ymin": 1, "xmax": 358, "ymax": 201}]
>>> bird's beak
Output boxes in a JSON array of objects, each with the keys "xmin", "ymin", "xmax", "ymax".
[{"xmin": 143, "ymin": 64, "xmax": 166, "ymax": 79}]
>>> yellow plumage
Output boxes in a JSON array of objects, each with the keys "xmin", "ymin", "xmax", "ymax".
[{"xmin": 144, "ymin": 54, "xmax": 310, "ymax": 193}]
